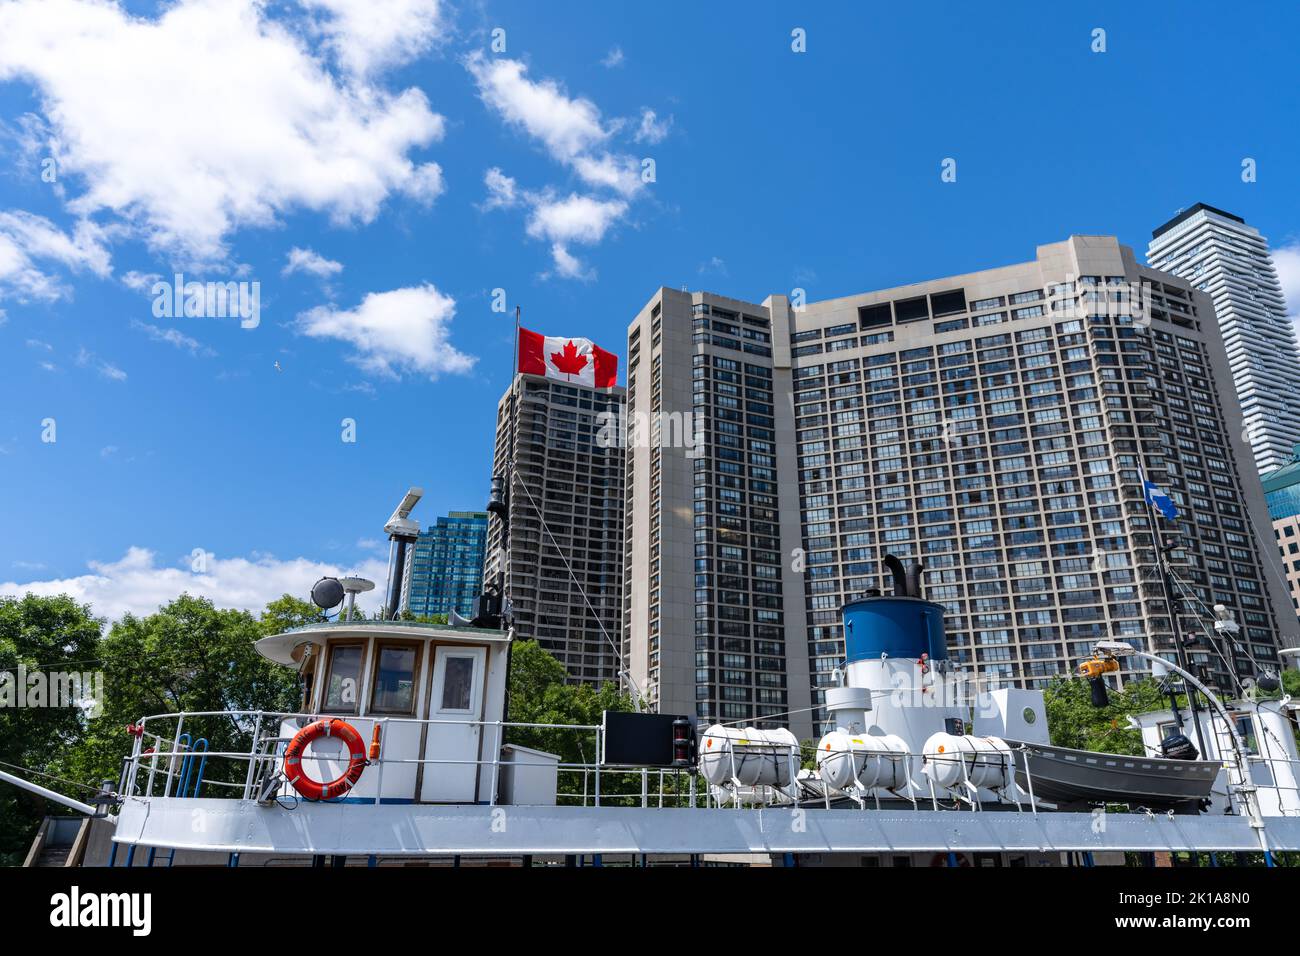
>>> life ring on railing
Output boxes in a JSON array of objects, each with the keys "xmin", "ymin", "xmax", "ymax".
[{"xmin": 283, "ymin": 718, "xmax": 367, "ymax": 801}]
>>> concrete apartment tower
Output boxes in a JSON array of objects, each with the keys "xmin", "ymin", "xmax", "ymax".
[
  {"xmin": 487, "ymin": 372, "xmax": 626, "ymax": 685},
  {"xmin": 1147, "ymin": 204, "xmax": 1300, "ymax": 475},
  {"xmin": 626, "ymin": 236, "xmax": 1294, "ymax": 736}
]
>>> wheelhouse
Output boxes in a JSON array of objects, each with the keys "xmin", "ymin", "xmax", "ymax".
[{"xmin": 255, "ymin": 620, "xmax": 512, "ymax": 804}]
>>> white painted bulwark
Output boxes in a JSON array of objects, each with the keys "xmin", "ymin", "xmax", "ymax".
[{"xmin": 113, "ymin": 798, "xmax": 1300, "ymax": 856}]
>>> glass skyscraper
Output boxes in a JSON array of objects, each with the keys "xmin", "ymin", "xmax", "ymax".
[{"xmin": 407, "ymin": 511, "xmax": 490, "ymax": 619}]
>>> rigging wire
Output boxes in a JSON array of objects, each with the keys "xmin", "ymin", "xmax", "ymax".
[
  {"xmin": 513, "ymin": 475, "xmax": 631, "ymax": 688},
  {"xmin": 0, "ymin": 758, "xmax": 104, "ymax": 796}
]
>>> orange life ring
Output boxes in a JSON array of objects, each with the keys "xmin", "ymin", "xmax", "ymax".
[{"xmin": 284, "ymin": 718, "xmax": 367, "ymax": 801}]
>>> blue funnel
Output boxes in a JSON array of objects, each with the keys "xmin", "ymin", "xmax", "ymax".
[{"xmin": 842, "ymin": 596, "xmax": 948, "ymax": 663}]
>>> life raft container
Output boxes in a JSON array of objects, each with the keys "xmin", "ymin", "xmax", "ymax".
[{"xmin": 283, "ymin": 718, "xmax": 367, "ymax": 801}]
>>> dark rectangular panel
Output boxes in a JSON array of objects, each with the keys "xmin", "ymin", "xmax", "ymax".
[
  {"xmin": 894, "ymin": 296, "xmax": 930, "ymax": 323},
  {"xmin": 858, "ymin": 303, "xmax": 892, "ymax": 329},
  {"xmin": 930, "ymin": 288, "xmax": 967, "ymax": 317},
  {"xmin": 600, "ymin": 711, "xmax": 690, "ymax": 767}
]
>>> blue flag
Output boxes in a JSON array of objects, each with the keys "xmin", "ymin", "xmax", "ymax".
[{"xmin": 1143, "ymin": 479, "xmax": 1178, "ymax": 520}]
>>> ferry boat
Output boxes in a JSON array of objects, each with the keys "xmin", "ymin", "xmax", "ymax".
[{"xmin": 10, "ymin": 494, "xmax": 1300, "ymax": 869}]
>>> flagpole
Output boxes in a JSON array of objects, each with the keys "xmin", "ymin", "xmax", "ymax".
[{"xmin": 1146, "ymin": 475, "xmax": 1208, "ymax": 757}]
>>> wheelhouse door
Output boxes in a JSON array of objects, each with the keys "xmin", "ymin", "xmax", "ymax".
[{"xmin": 419, "ymin": 646, "xmax": 486, "ymax": 803}]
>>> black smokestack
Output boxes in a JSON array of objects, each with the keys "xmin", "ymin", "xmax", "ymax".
[
  {"xmin": 906, "ymin": 561, "xmax": 925, "ymax": 600},
  {"xmin": 883, "ymin": 554, "xmax": 908, "ymax": 598}
]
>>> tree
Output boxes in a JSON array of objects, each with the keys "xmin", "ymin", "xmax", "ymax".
[
  {"xmin": 504, "ymin": 640, "xmax": 640, "ymax": 800},
  {"xmin": 62, "ymin": 594, "xmax": 301, "ymax": 796},
  {"xmin": 397, "ymin": 610, "xmax": 448, "ymax": 625},
  {"xmin": 1043, "ymin": 676, "xmax": 1174, "ymax": 755},
  {"xmin": 259, "ymin": 594, "xmax": 324, "ymax": 635},
  {"xmin": 0, "ymin": 595, "xmax": 103, "ymax": 866}
]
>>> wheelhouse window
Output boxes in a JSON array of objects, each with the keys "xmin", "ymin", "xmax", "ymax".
[
  {"xmin": 371, "ymin": 643, "xmax": 419, "ymax": 715},
  {"xmin": 322, "ymin": 644, "xmax": 363, "ymax": 714}
]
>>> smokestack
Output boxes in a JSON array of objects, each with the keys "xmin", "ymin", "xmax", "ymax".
[
  {"xmin": 906, "ymin": 561, "xmax": 925, "ymax": 600},
  {"xmin": 883, "ymin": 554, "xmax": 908, "ymax": 598}
]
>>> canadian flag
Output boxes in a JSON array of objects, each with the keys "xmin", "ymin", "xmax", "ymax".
[{"xmin": 517, "ymin": 326, "xmax": 618, "ymax": 388}]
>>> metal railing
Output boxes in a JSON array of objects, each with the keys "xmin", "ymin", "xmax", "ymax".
[
  {"xmin": 121, "ymin": 710, "xmax": 709, "ymax": 809},
  {"xmin": 119, "ymin": 709, "xmax": 1299, "ymax": 820}
]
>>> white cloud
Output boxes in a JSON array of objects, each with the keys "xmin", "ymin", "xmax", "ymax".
[
  {"xmin": 698, "ymin": 256, "xmax": 728, "ymax": 277},
  {"xmin": 301, "ymin": 0, "xmax": 445, "ymax": 78},
  {"xmin": 601, "ymin": 47, "xmax": 624, "ymax": 69},
  {"xmin": 121, "ymin": 270, "xmax": 162, "ymax": 292},
  {"xmin": 296, "ymin": 283, "xmax": 476, "ymax": 379},
  {"xmin": 0, "ymin": 546, "xmax": 390, "ymax": 625},
  {"xmin": 467, "ymin": 53, "xmax": 610, "ymax": 166},
  {"xmin": 570, "ymin": 153, "xmax": 642, "ymax": 197},
  {"xmin": 130, "ymin": 319, "xmax": 214, "ymax": 356},
  {"xmin": 0, "ymin": 210, "xmax": 112, "ymax": 301},
  {"xmin": 75, "ymin": 345, "xmax": 127, "ymax": 381},
  {"xmin": 402, "ymin": 162, "xmax": 446, "ymax": 206},
  {"xmin": 633, "ymin": 108, "xmax": 672, "ymax": 145},
  {"xmin": 467, "ymin": 53, "xmax": 648, "ymax": 279},
  {"xmin": 481, "ymin": 167, "xmax": 518, "ymax": 210},
  {"xmin": 0, "ymin": 0, "xmax": 448, "ymax": 262},
  {"xmin": 1272, "ymin": 242, "xmax": 1300, "ymax": 337},
  {"xmin": 525, "ymin": 192, "xmax": 627, "ymax": 245},
  {"xmin": 283, "ymin": 246, "xmax": 344, "ymax": 278},
  {"xmin": 525, "ymin": 193, "xmax": 627, "ymax": 280},
  {"xmin": 548, "ymin": 243, "xmax": 591, "ymax": 281}
]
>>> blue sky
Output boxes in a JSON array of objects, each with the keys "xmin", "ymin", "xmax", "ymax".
[{"xmin": 1, "ymin": 0, "xmax": 1298, "ymax": 621}]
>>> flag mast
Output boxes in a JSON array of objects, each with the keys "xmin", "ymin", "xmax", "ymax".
[{"xmin": 1146, "ymin": 476, "xmax": 1209, "ymax": 757}]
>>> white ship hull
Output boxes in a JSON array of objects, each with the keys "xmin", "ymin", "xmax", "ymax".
[{"xmin": 113, "ymin": 796, "xmax": 1300, "ymax": 857}]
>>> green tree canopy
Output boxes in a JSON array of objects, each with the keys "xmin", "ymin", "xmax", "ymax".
[
  {"xmin": 1043, "ymin": 676, "xmax": 1174, "ymax": 755},
  {"xmin": 505, "ymin": 639, "xmax": 633, "ymax": 766},
  {"xmin": 0, "ymin": 594, "xmax": 104, "ymax": 865},
  {"xmin": 62, "ymin": 594, "xmax": 301, "ymax": 795}
]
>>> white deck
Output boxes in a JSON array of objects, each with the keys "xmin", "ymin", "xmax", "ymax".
[{"xmin": 113, "ymin": 797, "xmax": 1300, "ymax": 856}]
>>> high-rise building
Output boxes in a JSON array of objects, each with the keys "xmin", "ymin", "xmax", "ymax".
[
  {"xmin": 625, "ymin": 235, "xmax": 1294, "ymax": 737},
  {"xmin": 1263, "ymin": 444, "xmax": 1300, "ymax": 626},
  {"xmin": 487, "ymin": 372, "xmax": 626, "ymax": 685},
  {"xmin": 1147, "ymin": 203, "xmax": 1300, "ymax": 474},
  {"xmin": 407, "ymin": 511, "xmax": 489, "ymax": 619}
]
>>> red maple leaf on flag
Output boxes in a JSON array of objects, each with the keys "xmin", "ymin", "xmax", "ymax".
[{"xmin": 550, "ymin": 340, "xmax": 589, "ymax": 375}]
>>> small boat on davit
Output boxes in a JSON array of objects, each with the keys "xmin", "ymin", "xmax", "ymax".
[{"xmin": 1005, "ymin": 739, "xmax": 1220, "ymax": 811}]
